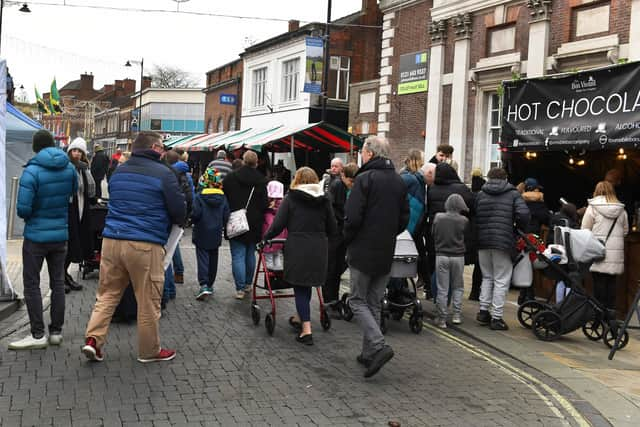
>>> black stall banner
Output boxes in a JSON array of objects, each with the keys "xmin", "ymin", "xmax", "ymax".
[{"xmin": 501, "ymin": 63, "xmax": 640, "ymax": 151}]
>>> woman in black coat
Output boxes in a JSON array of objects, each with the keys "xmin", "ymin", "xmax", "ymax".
[
  {"xmin": 65, "ymin": 138, "xmax": 96, "ymax": 292},
  {"xmin": 263, "ymin": 167, "xmax": 337, "ymax": 345}
]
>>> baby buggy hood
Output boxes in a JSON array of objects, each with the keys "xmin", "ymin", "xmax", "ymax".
[{"xmin": 553, "ymin": 226, "xmax": 605, "ymax": 264}]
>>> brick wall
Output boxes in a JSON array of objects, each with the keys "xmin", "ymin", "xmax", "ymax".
[{"xmin": 204, "ymin": 60, "xmax": 243, "ymax": 133}]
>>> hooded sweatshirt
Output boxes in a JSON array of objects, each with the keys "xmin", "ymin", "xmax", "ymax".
[
  {"xmin": 191, "ymin": 188, "xmax": 230, "ymax": 250},
  {"xmin": 581, "ymin": 195, "xmax": 629, "ymax": 275},
  {"xmin": 433, "ymin": 193, "xmax": 469, "ymax": 256},
  {"xmin": 17, "ymin": 147, "xmax": 77, "ymax": 243}
]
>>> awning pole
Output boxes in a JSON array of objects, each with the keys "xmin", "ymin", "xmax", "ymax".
[
  {"xmin": 290, "ymin": 135, "xmax": 296, "ymax": 173},
  {"xmin": 350, "ymin": 136, "xmax": 353, "ymax": 159}
]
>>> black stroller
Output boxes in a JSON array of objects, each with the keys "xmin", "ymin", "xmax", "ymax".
[
  {"xmin": 518, "ymin": 228, "xmax": 629, "ymax": 349},
  {"xmin": 80, "ymin": 200, "xmax": 108, "ymax": 279}
]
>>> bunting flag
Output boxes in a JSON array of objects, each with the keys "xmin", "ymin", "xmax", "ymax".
[
  {"xmin": 50, "ymin": 78, "xmax": 63, "ymax": 114},
  {"xmin": 35, "ymin": 87, "xmax": 50, "ymax": 114}
]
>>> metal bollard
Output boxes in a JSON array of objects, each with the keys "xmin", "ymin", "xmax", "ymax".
[{"xmin": 7, "ymin": 177, "xmax": 18, "ymax": 240}]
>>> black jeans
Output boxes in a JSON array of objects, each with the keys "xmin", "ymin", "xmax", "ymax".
[
  {"xmin": 196, "ymin": 247, "xmax": 219, "ymax": 289},
  {"xmin": 323, "ymin": 236, "xmax": 347, "ymax": 304},
  {"xmin": 592, "ymin": 272, "xmax": 618, "ymax": 310},
  {"xmin": 22, "ymin": 239, "xmax": 67, "ymax": 338}
]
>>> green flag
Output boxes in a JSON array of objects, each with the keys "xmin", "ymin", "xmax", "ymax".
[
  {"xmin": 50, "ymin": 78, "xmax": 63, "ymax": 114},
  {"xmin": 34, "ymin": 87, "xmax": 50, "ymax": 114}
]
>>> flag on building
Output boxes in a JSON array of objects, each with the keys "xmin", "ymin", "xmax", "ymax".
[
  {"xmin": 35, "ymin": 87, "xmax": 50, "ymax": 114},
  {"xmin": 50, "ymin": 78, "xmax": 63, "ymax": 114}
]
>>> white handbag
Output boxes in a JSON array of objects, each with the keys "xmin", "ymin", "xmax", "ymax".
[
  {"xmin": 226, "ymin": 187, "xmax": 255, "ymax": 239},
  {"xmin": 512, "ymin": 252, "xmax": 533, "ymax": 288}
]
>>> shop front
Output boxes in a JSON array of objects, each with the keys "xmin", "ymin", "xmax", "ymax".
[{"xmin": 501, "ymin": 62, "xmax": 640, "ymax": 317}]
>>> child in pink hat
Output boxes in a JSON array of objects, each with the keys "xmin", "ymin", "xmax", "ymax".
[{"xmin": 262, "ymin": 180, "xmax": 287, "ymax": 270}]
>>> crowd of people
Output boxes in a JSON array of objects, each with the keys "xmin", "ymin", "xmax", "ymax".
[{"xmin": 8, "ymin": 130, "xmax": 631, "ymax": 378}]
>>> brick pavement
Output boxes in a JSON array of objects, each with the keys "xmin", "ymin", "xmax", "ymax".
[{"xmin": 0, "ymin": 232, "xmax": 597, "ymax": 426}]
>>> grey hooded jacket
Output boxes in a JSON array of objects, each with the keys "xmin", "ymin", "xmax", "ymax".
[{"xmin": 433, "ymin": 194, "xmax": 469, "ymax": 257}]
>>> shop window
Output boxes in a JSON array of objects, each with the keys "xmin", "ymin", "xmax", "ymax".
[
  {"xmin": 328, "ymin": 56, "xmax": 350, "ymax": 101},
  {"xmin": 486, "ymin": 93, "xmax": 502, "ymax": 171},
  {"xmin": 252, "ymin": 67, "xmax": 267, "ymax": 107},
  {"xmin": 488, "ymin": 25, "xmax": 516, "ymax": 55},
  {"xmin": 150, "ymin": 119, "xmax": 162, "ymax": 131},
  {"xmin": 359, "ymin": 91, "xmax": 376, "ymax": 114},
  {"xmin": 228, "ymin": 115, "xmax": 236, "ymax": 131},
  {"xmin": 217, "ymin": 117, "xmax": 224, "ymax": 133},
  {"xmin": 281, "ymin": 58, "xmax": 300, "ymax": 102},
  {"xmin": 573, "ymin": 3, "xmax": 610, "ymax": 39}
]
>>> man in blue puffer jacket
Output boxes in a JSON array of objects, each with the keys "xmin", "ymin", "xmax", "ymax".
[
  {"xmin": 9, "ymin": 130, "xmax": 77, "ymax": 350},
  {"xmin": 82, "ymin": 131, "xmax": 186, "ymax": 364}
]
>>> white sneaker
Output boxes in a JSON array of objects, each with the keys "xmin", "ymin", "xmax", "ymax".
[
  {"xmin": 49, "ymin": 334, "xmax": 63, "ymax": 345},
  {"xmin": 433, "ymin": 317, "xmax": 447, "ymax": 329},
  {"xmin": 451, "ymin": 314, "xmax": 462, "ymax": 325},
  {"xmin": 235, "ymin": 290, "xmax": 245, "ymax": 300},
  {"xmin": 8, "ymin": 335, "xmax": 48, "ymax": 350}
]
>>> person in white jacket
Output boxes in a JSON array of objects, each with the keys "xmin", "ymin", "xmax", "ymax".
[{"xmin": 581, "ymin": 181, "xmax": 629, "ymax": 311}]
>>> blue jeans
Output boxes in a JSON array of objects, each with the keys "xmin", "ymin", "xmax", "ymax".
[
  {"xmin": 163, "ymin": 264, "xmax": 175, "ymax": 303},
  {"xmin": 172, "ymin": 246, "xmax": 184, "ymax": 276},
  {"xmin": 229, "ymin": 240, "xmax": 256, "ymax": 291},
  {"xmin": 294, "ymin": 286, "xmax": 312, "ymax": 322}
]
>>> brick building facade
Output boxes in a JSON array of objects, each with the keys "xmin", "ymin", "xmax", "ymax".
[{"xmin": 203, "ymin": 59, "xmax": 243, "ymax": 134}]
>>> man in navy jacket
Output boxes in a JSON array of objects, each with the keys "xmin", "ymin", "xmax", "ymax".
[
  {"xmin": 9, "ymin": 130, "xmax": 77, "ymax": 350},
  {"xmin": 82, "ymin": 131, "xmax": 186, "ymax": 363}
]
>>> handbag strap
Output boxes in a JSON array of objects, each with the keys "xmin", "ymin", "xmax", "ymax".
[
  {"xmin": 604, "ymin": 216, "xmax": 618, "ymax": 244},
  {"xmin": 244, "ymin": 186, "xmax": 255, "ymax": 210}
]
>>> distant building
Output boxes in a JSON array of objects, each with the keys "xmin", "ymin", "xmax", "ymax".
[
  {"xmin": 203, "ymin": 59, "xmax": 243, "ymax": 134},
  {"xmin": 133, "ymin": 87, "xmax": 205, "ymax": 136}
]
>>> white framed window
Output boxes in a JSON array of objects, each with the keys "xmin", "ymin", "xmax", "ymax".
[
  {"xmin": 281, "ymin": 58, "xmax": 300, "ymax": 102},
  {"xmin": 359, "ymin": 91, "xmax": 376, "ymax": 114},
  {"xmin": 252, "ymin": 67, "xmax": 267, "ymax": 107},
  {"xmin": 328, "ymin": 56, "xmax": 350, "ymax": 101},
  {"xmin": 489, "ymin": 26, "xmax": 516, "ymax": 54},
  {"xmin": 486, "ymin": 93, "xmax": 502, "ymax": 171},
  {"xmin": 217, "ymin": 117, "xmax": 224, "ymax": 133}
]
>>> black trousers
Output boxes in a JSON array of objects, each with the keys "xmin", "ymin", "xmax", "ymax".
[
  {"xmin": 196, "ymin": 247, "xmax": 219, "ymax": 288},
  {"xmin": 22, "ymin": 239, "xmax": 67, "ymax": 338},
  {"xmin": 592, "ymin": 272, "xmax": 618, "ymax": 310},
  {"xmin": 323, "ymin": 236, "xmax": 347, "ymax": 304}
]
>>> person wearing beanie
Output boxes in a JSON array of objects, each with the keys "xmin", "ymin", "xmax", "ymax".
[
  {"xmin": 63, "ymin": 137, "xmax": 97, "ymax": 293},
  {"xmin": 90, "ymin": 143, "xmax": 110, "ymax": 199},
  {"xmin": 9, "ymin": 130, "xmax": 77, "ymax": 350}
]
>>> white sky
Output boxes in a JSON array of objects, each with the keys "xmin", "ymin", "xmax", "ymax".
[{"xmin": 1, "ymin": 0, "xmax": 363, "ymax": 102}]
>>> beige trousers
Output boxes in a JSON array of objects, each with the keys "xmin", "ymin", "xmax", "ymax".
[{"xmin": 85, "ymin": 238, "xmax": 165, "ymax": 359}]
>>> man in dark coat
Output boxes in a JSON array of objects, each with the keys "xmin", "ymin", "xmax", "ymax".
[
  {"xmin": 324, "ymin": 166, "xmax": 349, "ymax": 312},
  {"xmin": 344, "ymin": 136, "xmax": 409, "ymax": 378},
  {"xmin": 90, "ymin": 145, "xmax": 110, "ymax": 199},
  {"xmin": 475, "ymin": 168, "xmax": 530, "ymax": 331},
  {"xmin": 223, "ymin": 150, "xmax": 268, "ymax": 299}
]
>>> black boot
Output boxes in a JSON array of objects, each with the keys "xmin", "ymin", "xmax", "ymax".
[{"xmin": 65, "ymin": 273, "xmax": 83, "ymax": 291}]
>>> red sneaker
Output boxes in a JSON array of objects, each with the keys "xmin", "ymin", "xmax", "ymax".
[
  {"xmin": 82, "ymin": 337, "xmax": 104, "ymax": 362},
  {"xmin": 137, "ymin": 348, "xmax": 176, "ymax": 363}
]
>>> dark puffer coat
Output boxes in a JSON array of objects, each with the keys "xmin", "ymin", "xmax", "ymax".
[
  {"xmin": 264, "ymin": 184, "xmax": 337, "ymax": 287},
  {"xmin": 223, "ymin": 165, "xmax": 268, "ymax": 245},
  {"xmin": 521, "ymin": 190, "xmax": 550, "ymax": 235},
  {"xmin": 475, "ymin": 179, "xmax": 530, "ymax": 252},
  {"xmin": 427, "ymin": 163, "xmax": 474, "ymax": 220},
  {"xmin": 344, "ymin": 157, "xmax": 409, "ymax": 276}
]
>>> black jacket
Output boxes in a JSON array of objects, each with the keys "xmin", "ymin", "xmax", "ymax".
[
  {"xmin": 191, "ymin": 189, "xmax": 230, "ymax": 250},
  {"xmin": 223, "ymin": 165, "xmax": 268, "ymax": 245},
  {"xmin": 90, "ymin": 151, "xmax": 110, "ymax": 181},
  {"xmin": 475, "ymin": 179, "xmax": 531, "ymax": 252},
  {"xmin": 427, "ymin": 163, "xmax": 474, "ymax": 220},
  {"xmin": 344, "ymin": 157, "xmax": 409, "ymax": 276},
  {"xmin": 67, "ymin": 162, "xmax": 96, "ymax": 262},
  {"xmin": 327, "ymin": 177, "xmax": 347, "ymax": 233},
  {"xmin": 264, "ymin": 185, "xmax": 337, "ymax": 287},
  {"xmin": 522, "ymin": 191, "xmax": 551, "ymax": 235}
]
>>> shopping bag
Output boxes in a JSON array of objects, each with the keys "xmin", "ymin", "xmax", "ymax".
[{"xmin": 511, "ymin": 252, "xmax": 533, "ymax": 288}]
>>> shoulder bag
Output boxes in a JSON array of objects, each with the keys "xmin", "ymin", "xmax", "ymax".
[{"xmin": 226, "ymin": 186, "xmax": 255, "ymax": 239}]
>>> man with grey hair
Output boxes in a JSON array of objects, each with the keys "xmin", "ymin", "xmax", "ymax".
[{"xmin": 344, "ymin": 136, "xmax": 409, "ymax": 377}]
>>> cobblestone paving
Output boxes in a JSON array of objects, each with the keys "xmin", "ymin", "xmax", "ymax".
[{"xmin": 0, "ymin": 235, "xmax": 594, "ymax": 426}]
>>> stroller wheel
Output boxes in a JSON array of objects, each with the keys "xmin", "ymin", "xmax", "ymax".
[
  {"xmin": 582, "ymin": 319, "xmax": 605, "ymax": 341},
  {"xmin": 265, "ymin": 313, "xmax": 275, "ymax": 336},
  {"xmin": 321, "ymin": 309, "xmax": 331, "ymax": 331},
  {"xmin": 517, "ymin": 301, "xmax": 548, "ymax": 329},
  {"xmin": 604, "ymin": 327, "xmax": 629, "ymax": 350},
  {"xmin": 380, "ymin": 313, "xmax": 389, "ymax": 335},
  {"xmin": 409, "ymin": 315, "xmax": 423, "ymax": 334},
  {"xmin": 532, "ymin": 311, "xmax": 562, "ymax": 342},
  {"xmin": 251, "ymin": 304, "xmax": 260, "ymax": 326}
]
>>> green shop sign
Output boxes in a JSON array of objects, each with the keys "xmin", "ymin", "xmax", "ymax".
[{"xmin": 398, "ymin": 51, "xmax": 429, "ymax": 95}]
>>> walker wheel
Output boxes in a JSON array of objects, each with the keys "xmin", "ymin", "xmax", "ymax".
[
  {"xmin": 582, "ymin": 319, "xmax": 604, "ymax": 341},
  {"xmin": 380, "ymin": 313, "xmax": 389, "ymax": 335},
  {"xmin": 321, "ymin": 309, "xmax": 331, "ymax": 331},
  {"xmin": 409, "ymin": 315, "xmax": 423, "ymax": 334},
  {"xmin": 341, "ymin": 294, "xmax": 354, "ymax": 321},
  {"xmin": 604, "ymin": 327, "xmax": 629, "ymax": 350},
  {"xmin": 265, "ymin": 313, "xmax": 275, "ymax": 336},
  {"xmin": 251, "ymin": 304, "xmax": 260, "ymax": 326},
  {"xmin": 532, "ymin": 311, "xmax": 562, "ymax": 342},
  {"xmin": 517, "ymin": 301, "xmax": 549, "ymax": 329}
]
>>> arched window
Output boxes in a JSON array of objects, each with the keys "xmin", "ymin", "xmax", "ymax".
[
  {"xmin": 217, "ymin": 117, "xmax": 224, "ymax": 133},
  {"xmin": 228, "ymin": 115, "xmax": 236, "ymax": 131},
  {"xmin": 207, "ymin": 119, "xmax": 214, "ymax": 134}
]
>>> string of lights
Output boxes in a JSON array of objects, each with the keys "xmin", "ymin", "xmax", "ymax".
[{"xmin": 20, "ymin": 1, "xmax": 383, "ymax": 29}]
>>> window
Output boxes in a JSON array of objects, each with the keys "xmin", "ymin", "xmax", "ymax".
[
  {"xmin": 252, "ymin": 67, "xmax": 267, "ymax": 107},
  {"xmin": 150, "ymin": 119, "xmax": 162, "ymax": 130},
  {"xmin": 486, "ymin": 93, "xmax": 502, "ymax": 171},
  {"xmin": 359, "ymin": 91, "xmax": 376, "ymax": 114},
  {"xmin": 281, "ymin": 58, "xmax": 300, "ymax": 102},
  {"xmin": 574, "ymin": 3, "xmax": 610, "ymax": 39},
  {"xmin": 207, "ymin": 119, "xmax": 214, "ymax": 134},
  {"xmin": 328, "ymin": 56, "xmax": 350, "ymax": 101},
  {"xmin": 488, "ymin": 26, "xmax": 515, "ymax": 55},
  {"xmin": 228, "ymin": 115, "xmax": 236, "ymax": 131},
  {"xmin": 217, "ymin": 117, "xmax": 224, "ymax": 133}
]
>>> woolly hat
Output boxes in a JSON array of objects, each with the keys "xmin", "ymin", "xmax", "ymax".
[
  {"xmin": 32, "ymin": 130, "xmax": 55, "ymax": 153},
  {"xmin": 471, "ymin": 168, "xmax": 483, "ymax": 177},
  {"xmin": 267, "ymin": 180, "xmax": 284, "ymax": 199},
  {"xmin": 524, "ymin": 177, "xmax": 543, "ymax": 191},
  {"xmin": 199, "ymin": 167, "xmax": 224, "ymax": 189},
  {"xmin": 216, "ymin": 150, "xmax": 227, "ymax": 160},
  {"xmin": 68, "ymin": 137, "xmax": 88, "ymax": 155},
  {"xmin": 94, "ymin": 144, "xmax": 104, "ymax": 152}
]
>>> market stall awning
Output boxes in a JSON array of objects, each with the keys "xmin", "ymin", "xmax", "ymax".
[{"xmin": 173, "ymin": 122, "xmax": 363, "ymax": 153}]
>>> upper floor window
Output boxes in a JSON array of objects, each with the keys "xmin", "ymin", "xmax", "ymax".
[
  {"xmin": 252, "ymin": 67, "xmax": 267, "ymax": 107},
  {"xmin": 359, "ymin": 91, "xmax": 376, "ymax": 114},
  {"xmin": 486, "ymin": 93, "xmax": 502, "ymax": 171},
  {"xmin": 228, "ymin": 115, "xmax": 236, "ymax": 131},
  {"xmin": 488, "ymin": 25, "xmax": 515, "ymax": 55},
  {"xmin": 217, "ymin": 117, "xmax": 224, "ymax": 133},
  {"xmin": 281, "ymin": 58, "xmax": 300, "ymax": 102},
  {"xmin": 573, "ymin": 2, "xmax": 610, "ymax": 40},
  {"xmin": 328, "ymin": 56, "xmax": 350, "ymax": 101}
]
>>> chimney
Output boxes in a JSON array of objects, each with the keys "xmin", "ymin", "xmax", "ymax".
[
  {"xmin": 80, "ymin": 73, "xmax": 94, "ymax": 91},
  {"xmin": 123, "ymin": 78, "xmax": 136, "ymax": 94},
  {"xmin": 115, "ymin": 79, "xmax": 124, "ymax": 88},
  {"xmin": 141, "ymin": 76, "xmax": 152, "ymax": 91},
  {"xmin": 288, "ymin": 19, "xmax": 300, "ymax": 32},
  {"xmin": 362, "ymin": 0, "xmax": 377, "ymax": 13},
  {"xmin": 103, "ymin": 84, "xmax": 114, "ymax": 93}
]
